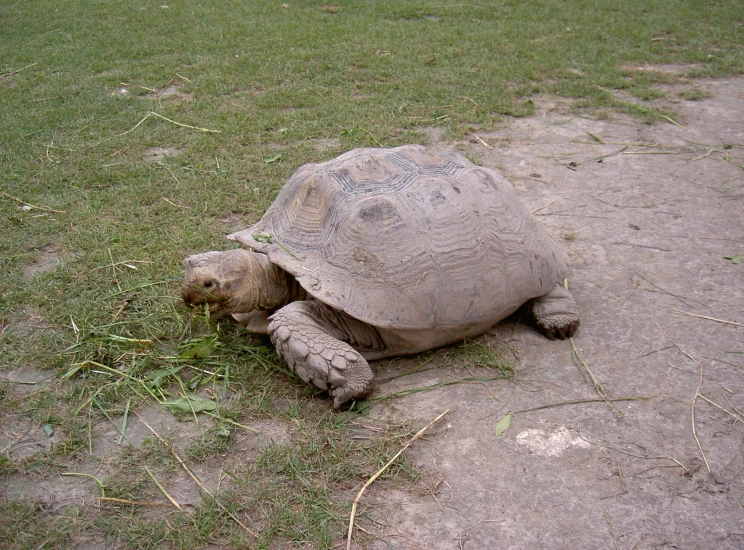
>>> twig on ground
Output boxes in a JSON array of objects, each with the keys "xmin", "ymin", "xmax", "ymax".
[
  {"xmin": 655, "ymin": 323, "xmax": 712, "ymax": 475},
  {"xmin": 30, "ymin": 96, "xmax": 62, "ymax": 102},
  {"xmin": 577, "ymin": 429, "xmax": 686, "ymax": 471},
  {"xmin": 455, "ymin": 519, "xmax": 502, "ymax": 549},
  {"xmin": 472, "ymin": 134, "xmax": 493, "ymax": 150},
  {"xmin": 617, "ymin": 462, "xmax": 627, "ymax": 493},
  {"xmin": 144, "ymin": 466, "xmax": 182, "ymax": 510},
  {"xmin": 107, "ymin": 248, "xmax": 122, "ymax": 292},
  {"xmin": 1, "ymin": 191, "xmax": 68, "ymax": 213},
  {"xmin": 633, "ymin": 464, "xmax": 684, "ymax": 476},
  {"xmin": 511, "ymin": 396, "xmax": 648, "ymax": 416},
  {"xmin": 531, "ymin": 202, "xmax": 554, "ymax": 214},
  {"xmin": 48, "ymin": 111, "xmax": 220, "ymax": 153},
  {"xmin": 658, "ymin": 114, "xmax": 685, "ymax": 129},
  {"xmin": 586, "ymin": 145, "xmax": 630, "ymax": 163},
  {"xmin": 570, "ymin": 337, "xmax": 622, "ymax": 416},
  {"xmin": 146, "ymin": 111, "xmax": 221, "ymax": 133},
  {"xmin": 601, "ymin": 461, "xmax": 628, "ymax": 500},
  {"xmin": 683, "ymin": 149, "xmax": 716, "ymax": 164},
  {"xmin": 91, "ymin": 260, "xmax": 151, "ymax": 272},
  {"xmin": 1, "ymin": 62, "xmax": 38, "ymax": 78},
  {"xmin": 162, "ymin": 197, "xmax": 189, "ymax": 209},
  {"xmin": 481, "ymin": 383, "xmax": 499, "ymax": 401},
  {"xmin": 61, "ymin": 472, "xmax": 105, "ymax": 498},
  {"xmin": 359, "ymin": 128, "xmax": 383, "ymax": 147},
  {"xmin": 105, "ymin": 280, "xmax": 168, "ymax": 299},
  {"xmin": 563, "ymin": 277, "xmax": 621, "ymax": 416},
  {"xmin": 346, "ymin": 409, "xmax": 449, "ymax": 550},
  {"xmin": 673, "ymin": 309, "xmax": 743, "ymax": 328},
  {"xmin": 98, "ymin": 497, "xmax": 173, "ymax": 507},
  {"xmin": 116, "ymin": 398, "xmax": 131, "ymax": 445},
  {"xmin": 697, "ymin": 394, "xmax": 744, "ymax": 422},
  {"xmin": 164, "ymin": 164, "xmax": 182, "ymax": 186},
  {"xmin": 370, "ymin": 376, "xmax": 502, "ymax": 402},
  {"xmin": 723, "ymin": 395, "xmax": 744, "ymax": 420}
]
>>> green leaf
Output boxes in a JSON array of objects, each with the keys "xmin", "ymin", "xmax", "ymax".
[
  {"xmin": 724, "ymin": 254, "xmax": 741, "ymax": 264},
  {"xmin": 587, "ymin": 132, "xmax": 603, "ymax": 143},
  {"xmin": 178, "ymin": 335, "xmax": 219, "ymax": 359},
  {"xmin": 145, "ymin": 365, "xmax": 184, "ymax": 390},
  {"xmin": 251, "ymin": 231, "xmax": 273, "ymax": 244},
  {"xmin": 161, "ymin": 394, "xmax": 218, "ymax": 413},
  {"xmin": 494, "ymin": 413, "xmax": 512, "ymax": 437},
  {"xmin": 264, "ymin": 153, "xmax": 282, "ymax": 164},
  {"xmin": 187, "ymin": 374, "xmax": 202, "ymax": 391},
  {"xmin": 61, "ymin": 364, "xmax": 82, "ymax": 380}
]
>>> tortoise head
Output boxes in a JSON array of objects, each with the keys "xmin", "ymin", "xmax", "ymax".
[{"xmin": 182, "ymin": 249, "xmax": 259, "ymax": 318}]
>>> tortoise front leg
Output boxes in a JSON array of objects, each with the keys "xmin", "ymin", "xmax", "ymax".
[
  {"xmin": 530, "ymin": 284, "xmax": 580, "ymax": 340},
  {"xmin": 268, "ymin": 300, "xmax": 383, "ymax": 408}
]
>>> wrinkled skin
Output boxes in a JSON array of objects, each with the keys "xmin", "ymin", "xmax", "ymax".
[{"xmin": 182, "ymin": 249, "xmax": 297, "ymax": 319}]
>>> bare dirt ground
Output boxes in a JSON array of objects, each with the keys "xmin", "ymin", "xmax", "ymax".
[{"xmin": 361, "ymin": 75, "xmax": 744, "ymax": 549}]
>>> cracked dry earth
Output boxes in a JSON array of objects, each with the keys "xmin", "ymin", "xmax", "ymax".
[{"xmin": 360, "ymin": 77, "xmax": 744, "ymax": 549}]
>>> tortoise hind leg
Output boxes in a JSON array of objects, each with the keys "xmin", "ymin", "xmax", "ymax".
[
  {"xmin": 530, "ymin": 284, "xmax": 580, "ymax": 340},
  {"xmin": 268, "ymin": 300, "xmax": 384, "ymax": 409}
]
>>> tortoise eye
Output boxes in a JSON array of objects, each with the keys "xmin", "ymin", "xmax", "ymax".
[{"xmin": 203, "ymin": 281, "xmax": 214, "ymax": 289}]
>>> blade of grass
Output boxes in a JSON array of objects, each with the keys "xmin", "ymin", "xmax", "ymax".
[
  {"xmin": 116, "ymin": 397, "xmax": 132, "ymax": 445},
  {"xmin": 144, "ymin": 466, "xmax": 182, "ymax": 510},
  {"xmin": 570, "ymin": 337, "xmax": 622, "ymax": 417},
  {"xmin": 369, "ymin": 376, "xmax": 504, "ymax": 403},
  {"xmin": 655, "ymin": 322, "xmax": 712, "ymax": 476}
]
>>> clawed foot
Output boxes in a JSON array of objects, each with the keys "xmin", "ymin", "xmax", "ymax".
[
  {"xmin": 531, "ymin": 285, "xmax": 580, "ymax": 340},
  {"xmin": 269, "ymin": 303, "xmax": 375, "ymax": 409},
  {"xmin": 542, "ymin": 320, "xmax": 579, "ymax": 340}
]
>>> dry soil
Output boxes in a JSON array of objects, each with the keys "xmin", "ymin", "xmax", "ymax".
[{"xmin": 361, "ymin": 74, "xmax": 744, "ymax": 550}]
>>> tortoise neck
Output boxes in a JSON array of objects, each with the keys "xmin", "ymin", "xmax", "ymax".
[
  {"xmin": 250, "ymin": 253, "xmax": 306, "ymax": 311},
  {"xmin": 286, "ymin": 274, "xmax": 308, "ymax": 304}
]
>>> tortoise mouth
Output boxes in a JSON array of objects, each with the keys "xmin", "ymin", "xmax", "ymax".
[
  {"xmin": 185, "ymin": 300, "xmax": 232, "ymax": 319},
  {"xmin": 181, "ymin": 285, "xmax": 232, "ymax": 318}
]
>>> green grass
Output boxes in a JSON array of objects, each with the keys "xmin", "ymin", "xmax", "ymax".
[{"xmin": 1, "ymin": 0, "xmax": 743, "ymax": 547}]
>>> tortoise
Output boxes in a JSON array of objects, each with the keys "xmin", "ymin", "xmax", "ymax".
[{"xmin": 182, "ymin": 145, "xmax": 579, "ymax": 408}]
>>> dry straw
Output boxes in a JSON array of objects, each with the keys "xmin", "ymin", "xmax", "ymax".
[{"xmin": 346, "ymin": 409, "xmax": 450, "ymax": 550}]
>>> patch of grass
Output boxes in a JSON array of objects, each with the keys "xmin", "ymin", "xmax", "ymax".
[
  {"xmin": 120, "ymin": 437, "xmax": 177, "ymax": 470},
  {"xmin": 184, "ymin": 422, "xmax": 233, "ymax": 462},
  {"xmin": 234, "ymin": 413, "xmax": 417, "ymax": 548},
  {"xmin": 679, "ymin": 87, "xmax": 713, "ymax": 101},
  {"xmin": 92, "ymin": 514, "xmax": 169, "ymax": 550},
  {"xmin": 0, "ymin": 453, "xmax": 16, "ymax": 477},
  {"xmin": 1, "ymin": 0, "xmax": 743, "ymax": 546},
  {"xmin": 446, "ymin": 338, "xmax": 515, "ymax": 378},
  {"xmin": 0, "ymin": 498, "xmax": 77, "ymax": 550}
]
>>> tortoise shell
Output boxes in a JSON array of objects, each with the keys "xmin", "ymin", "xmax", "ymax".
[{"xmin": 228, "ymin": 145, "xmax": 569, "ymax": 330}]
